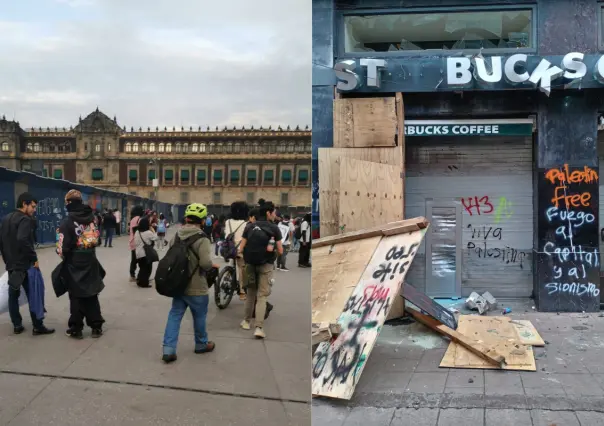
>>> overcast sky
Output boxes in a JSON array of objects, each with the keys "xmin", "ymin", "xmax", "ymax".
[{"xmin": 0, "ymin": 0, "xmax": 311, "ymax": 130}]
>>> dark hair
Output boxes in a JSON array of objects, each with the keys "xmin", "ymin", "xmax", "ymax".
[
  {"xmin": 284, "ymin": 214, "xmax": 291, "ymax": 220},
  {"xmin": 159, "ymin": 213, "xmax": 164, "ymax": 219},
  {"xmin": 304, "ymin": 213, "xmax": 311, "ymax": 223},
  {"xmin": 17, "ymin": 192, "xmax": 37, "ymax": 209},
  {"xmin": 230, "ymin": 201, "xmax": 249, "ymax": 220},
  {"xmin": 258, "ymin": 201, "xmax": 275, "ymax": 218},
  {"xmin": 137, "ymin": 216, "xmax": 150, "ymax": 232},
  {"xmin": 258, "ymin": 198, "xmax": 266, "ymax": 206},
  {"xmin": 249, "ymin": 208, "xmax": 258, "ymax": 219},
  {"xmin": 131, "ymin": 205, "xmax": 144, "ymax": 219},
  {"xmin": 185, "ymin": 215, "xmax": 203, "ymax": 225}
]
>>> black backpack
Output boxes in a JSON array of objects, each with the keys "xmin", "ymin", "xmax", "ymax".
[
  {"xmin": 243, "ymin": 223, "xmax": 272, "ymax": 266},
  {"xmin": 294, "ymin": 223, "xmax": 302, "ymax": 240},
  {"xmin": 155, "ymin": 233, "xmax": 205, "ymax": 297}
]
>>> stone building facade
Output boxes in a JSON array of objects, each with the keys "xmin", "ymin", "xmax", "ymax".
[{"xmin": 0, "ymin": 109, "xmax": 312, "ymax": 207}]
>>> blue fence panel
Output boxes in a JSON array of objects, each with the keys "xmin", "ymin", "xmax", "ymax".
[
  {"xmin": 0, "ymin": 180, "xmax": 15, "ymax": 221},
  {"xmin": 30, "ymin": 183, "xmax": 66, "ymax": 244}
]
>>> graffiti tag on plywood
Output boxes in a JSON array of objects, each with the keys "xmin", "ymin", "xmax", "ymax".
[{"xmin": 311, "ymin": 228, "xmax": 426, "ymax": 400}]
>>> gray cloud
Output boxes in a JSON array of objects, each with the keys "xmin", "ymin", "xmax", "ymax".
[{"xmin": 0, "ymin": 0, "xmax": 311, "ymax": 129}]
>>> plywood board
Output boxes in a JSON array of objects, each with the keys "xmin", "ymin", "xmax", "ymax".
[
  {"xmin": 396, "ymin": 93, "xmax": 405, "ymax": 217},
  {"xmin": 339, "ymin": 157, "xmax": 404, "ymax": 234},
  {"xmin": 318, "ymin": 147, "xmax": 403, "ymax": 237},
  {"xmin": 440, "ymin": 316, "xmax": 536, "ymax": 371},
  {"xmin": 311, "ymin": 236, "xmax": 382, "ymax": 324},
  {"xmin": 312, "ymin": 228, "xmax": 427, "ymax": 400},
  {"xmin": 511, "ymin": 320, "xmax": 545, "ymax": 346},
  {"xmin": 334, "ymin": 97, "xmax": 397, "ymax": 148},
  {"xmin": 314, "ymin": 217, "xmax": 427, "ymax": 249}
]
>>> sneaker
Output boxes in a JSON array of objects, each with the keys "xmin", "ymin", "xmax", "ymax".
[
  {"xmin": 91, "ymin": 328, "xmax": 103, "ymax": 338},
  {"xmin": 129, "ymin": 277, "xmax": 136, "ymax": 282},
  {"xmin": 239, "ymin": 293, "xmax": 247, "ymax": 301},
  {"xmin": 13, "ymin": 325, "xmax": 25, "ymax": 334},
  {"xmin": 65, "ymin": 329, "xmax": 83, "ymax": 339},
  {"xmin": 254, "ymin": 327, "xmax": 266, "ymax": 339},
  {"xmin": 281, "ymin": 267, "xmax": 289, "ymax": 272},
  {"xmin": 240, "ymin": 320, "xmax": 251, "ymax": 330},
  {"xmin": 33, "ymin": 326, "xmax": 55, "ymax": 336},
  {"xmin": 162, "ymin": 354, "xmax": 177, "ymax": 364}
]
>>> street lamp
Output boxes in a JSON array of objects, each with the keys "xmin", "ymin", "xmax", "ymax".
[{"xmin": 149, "ymin": 157, "xmax": 160, "ymax": 202}]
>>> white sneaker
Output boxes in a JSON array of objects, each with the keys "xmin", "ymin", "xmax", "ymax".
[
  {"xmin": 240, "ymin": 320, "xmax": 251, "ymax": 330},
  {"xmin": 254, "ymin": 327, "xmax": 266, "ymax": 339}
]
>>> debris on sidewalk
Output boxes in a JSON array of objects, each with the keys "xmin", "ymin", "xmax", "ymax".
[
  {"xmin": 311, "ymin": 217, "xmax": 429, "ymax": 400},
  {"xmin": 311, "ymin": 322, "xmax": 341, "ymax": 346},
  {"xmin": 465, "ymin": 291, "xmax": 497, "ymax": 314}
]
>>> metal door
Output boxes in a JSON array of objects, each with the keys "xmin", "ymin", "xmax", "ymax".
[{"xmin": 425, "ymin": 200, "xmax": 462, "ymax": 298}]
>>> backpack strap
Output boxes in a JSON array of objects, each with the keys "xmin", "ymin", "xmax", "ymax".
[{"xmin": 182, "ymin": 233, "xmax": 206, "ymax": 279}]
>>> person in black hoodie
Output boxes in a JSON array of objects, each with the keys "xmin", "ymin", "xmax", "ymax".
[
  {"xmin": 56, "ymin": 190, "xmax": 106, "ymax": 339},
  {"xmin": 102, "ymin": 209, "xmax": 117, "ymax": 248},
  {"xmin": 0, "ymin": 192, "xmax": 55, "ymax": 335}
]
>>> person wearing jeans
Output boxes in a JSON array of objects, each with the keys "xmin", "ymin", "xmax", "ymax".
[{"xmin": 162, "ymin": 203, "xmax": 218, "ymax": 363}]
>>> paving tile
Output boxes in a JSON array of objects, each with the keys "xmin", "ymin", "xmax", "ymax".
[
  {"xmin": 363, "ymin": 371, "xmax": 413, "ymax": 393},
  {"xmin": 343, "ymin": 407, "xmax": 395, "ymax": 425},
  {"xmin": 437, "ymin": 408, "xmax": 484, "ymax": 426},
  {"xmin": 443, "ymin": 387, "xmax": 484, "ymax": 395},
  {"xmin": 415, "ymin": 349, "xmax": 447, "ymax": 373},
  {"xmin": 484, "ymin": 371, "xmax": 524, "ymax": 395},
  {"xmin": 557, "ymin": 373, "xmax": 604, "ymax": 396},
  {"xmin": 520, "ymin": 372, "xmax": 566, "ymax": 396},
  {"xmin": 406, "ymin": 372, "xmax": 448, "ymax": 394},
  {"xmin": 391, "ymin": 408, "xmax": 439, "ymax": 426},
  {"xmin": 485, "ymin": 409, "xmax": 532, "ymax": 426},
  {"xmin": 0, "ymin": 373, "xmax": 52, "ymax": 425},
  {"xmin": 445, "ymin": 370, "xmax": 484, "ymax": 388},
  {"xmin": 530, "ymin": 409, "xmax": 580, "ymax": 426},
  {"xmin": 575, "ymin": 411, "xmax": 604, "ymax": 426},
  {"xmin": 264, "ymin": 340, "xmax": 310, "ymax": 401},
  {"xmin": 311, "ymin": 403, "xmax": 350, "ymax": 426}
]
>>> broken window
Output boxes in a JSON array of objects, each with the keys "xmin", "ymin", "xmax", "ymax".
[{"xmin": 343, "ymin": 9, "xmax": 532, "ymax": 53}]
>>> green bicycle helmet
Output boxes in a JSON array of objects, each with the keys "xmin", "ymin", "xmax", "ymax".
[{"xmin": 184, "ymin": 203, "xmax": 207, "ymax": 220}]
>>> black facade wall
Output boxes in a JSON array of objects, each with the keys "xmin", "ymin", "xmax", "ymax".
[{"xmin": 313, "ymin": 0, "xmax": 604, "ymax": 310}]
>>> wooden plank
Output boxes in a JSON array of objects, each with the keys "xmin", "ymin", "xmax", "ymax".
[
  {"xmin": 407, "ymin": 308, "xmax": 505, "ymax": 367},
  {"xmin": 312, "ymin": 323, "xmax": 343, "ymax": 346},
  {"xmin": 311, "ymin": 236, "xmax": 382, "ymax": 324},
  {"xmin": 314, "ymin": 217, "xmax": 428, "ymax": 248},
  {"xmin": 396, "ymin": 93, "xmax": 405, "ymax": 219},
  {"xmin": 439, "ymin": 316, "xmax": 536, "ymax": 371},
  {"xmin": 333, "ymin": 98, "xmax": 397, "ymax": 148},
  {"xmin": 339, "ymin": 157, "xmax": 404, "ymax": 234},
  {"xmin": 511, "ymin": 320, "xmax": 545, "ymax": 347},
  {"xmin": 317, "ymin": 147, "xmax": 404, "ymax": 238},
  {"xmin": 312, "ymin": 228, "xmax": 427, "ymax": 400}
]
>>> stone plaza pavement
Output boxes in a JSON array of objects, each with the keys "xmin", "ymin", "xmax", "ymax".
[
  {"xmin": 0, "ymin": 228, "xmax": 310, "ymax": 425},
  {"xmin": 313, "ymin": 302, "xmax": 604, "ymax": 426}
]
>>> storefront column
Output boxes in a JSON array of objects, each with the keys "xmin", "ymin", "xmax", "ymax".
[{"xmin": 535, "ymin": 93, "xmax": 600, "ymax": 312}]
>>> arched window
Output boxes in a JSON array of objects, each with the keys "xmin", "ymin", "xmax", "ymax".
[
  {"xmin": 243, "ymin": 143, "xmax": 251, "ymax": 154},
  {"xmin": 165, "ymin": 143, "xmax": 172, "ymax": 153},
  {"xmin": 296, "ymin": 142, "xmax": 305, "ymax": 153},
  {"xmin": 225, "ymin": 143, "xmax": 233, "ymax": 153},
  {"xmin": 253, "ymin": 143, "xmax": 261, "ymax": 153},
  {"xmin": 95, "ymin": 144, "xmax": 101, "ymax": 152},
  {"xmin": 234, "ymin": 142, "xmax": 241, "ymax": 153},
  {"xmin": 262, "ymin": 144, "xmax": 269, "ymax": 153},
  {"xmin": 199, "ymin": 143, "xmax": 206, "ymax": 153},
  {"xmin": 277, "ymin": 143, "xmax": 286, "ymax": 153},
  {"xmin": 306, "ymin": 142, "xmax": 312, "ymax": 152},
  {"xmin": 132, "ymin": 143, "xmax": 139, "ymax": 152},
  {"xmin": 149, "ymin": 143, "xmax": 155, "ymax": 153},
  {"xmin": 43, "ymin": 144, "xmax": 50, "ymax": 153},
  {"xmin": 175, "ymin": 143, "xmax": 182, "ymax": 153},
  {"xmin": 26, "ymin": 143, "xmax": 33, "ymax": 152},
  {"xmin": 141, "ymin": 143, "xmax": 148, "ymax": 152},
  {"xmin": 192, "ymin": 143, "xmax": 199, "ymax": 153},
  {"xmin": 33, "ymin": 142, "xmax": 41, "ymax": 152},
  {"xmin": 208, "ymin": 143, "xmax": 215, "ymax": 153},
  {"xmin": 125, "ymin": 143, "xmax": 132, "ymax": 152},
  {"xmin": 269, "ymin": 142, "xmax": 277, "ymax": 154},
  {"xmin": 216, "ymin": 144, "xmax": 223, "ymax": 153},
  {"xmin": 1, "ymin": 142, "xmax": 9, "ymax": 152},
  {"xmin": 182, "ymin": 143, "xmax": 189, "ymax": 153},
  {"xmin": 158, "ymin": 143, "xmax": 165, "ymax": 153},
  {"xmin": 287, "ymin": 143, "xmax": 295, "ymax": 153}
]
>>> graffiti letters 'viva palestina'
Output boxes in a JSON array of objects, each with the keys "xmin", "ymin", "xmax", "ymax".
[{"xmin": 334, "ymin": 53, "xmax": 604, "ymax": 95}]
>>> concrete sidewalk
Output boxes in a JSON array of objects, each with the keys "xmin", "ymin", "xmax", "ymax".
[
  {"xmin": 312, "ymin": 305, "xmax": 604, "ymax": 425},
  {"xmin": 0, "ymin": 229, "xmax": 310, "ymax": 425}
]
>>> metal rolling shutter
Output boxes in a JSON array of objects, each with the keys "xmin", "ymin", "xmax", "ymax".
[
  {"xmin": 405, "ymin": 136, "xmax": 534, "ymax": 299},
  {"xmin": 597, "ymin": 132, "xmax": 604, "ymax": 272}
]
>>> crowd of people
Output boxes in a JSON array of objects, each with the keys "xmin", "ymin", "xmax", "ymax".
[{"xmin": 0, "ymin": 192, "xmax": 311, "ymax": 363}]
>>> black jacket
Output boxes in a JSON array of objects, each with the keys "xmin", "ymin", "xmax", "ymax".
[
  {"xmin": 0, "ymin": 210, "xmax": 38, "ymax": 271},
  {"xmin": 57, "ymin": 202, "xmax": 105, "ymax": 298},
  {"xmin": 102, "ymin": 212, "xmax": 116, "ymax": 229}
]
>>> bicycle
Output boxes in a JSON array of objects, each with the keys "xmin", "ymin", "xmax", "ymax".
[{"xmin": 214, "ymin": 257, "xmax": 239, "ymax": 309}]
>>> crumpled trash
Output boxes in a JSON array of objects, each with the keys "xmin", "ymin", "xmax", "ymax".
[{"xmin": 465, "ymin": 291, "xmax": 497, "ymax": 315}]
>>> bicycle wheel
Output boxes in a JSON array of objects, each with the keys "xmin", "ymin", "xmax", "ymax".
[{"xmin": 215, "ymin": 266, "xmax": 235, "ymax": 309}]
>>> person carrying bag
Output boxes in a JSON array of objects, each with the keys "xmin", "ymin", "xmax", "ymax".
[{"xmin": 134, "ymin": 217, "xmax": 158, "ymax": 288}]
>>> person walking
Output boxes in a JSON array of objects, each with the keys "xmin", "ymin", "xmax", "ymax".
[
  {"xmin": 213, "ymin": 215, "xmax": 225, "ymax": 257},
  {"xmin": 0, "ymin": 192, "xmax": 55, "ymax": 336},
  {"xmin": 224, "ymin": 201, "xmax": 248, "ymax": 300},
  {"xmin": 238, "ymin": 201, "xmax": 283, "ymax": 339},
  {"xmin": 114, "ymin": 208, "xmax": 121, "ymax": 236},
  {"xmin": 161, "ymin": 203, "xmax": 217, "ymax": 363},
  {"xmin": 103, "ymin": 209, "xmax": 116, "ymax": 248},
  {"xmin": 134, "ymin": 217, "xmax": 158, "ymax": 288},
  {"xmin": 156, "ymin": 213, "xmax": 168, "ymax": 250},
  {"xmin": 56, "ymin": 190, "xmax": 105, "ymax": 339},
  {"xmin": 129, "ymin": 206, "xmax": 144, "ymax": 282},
  {"xmin": 277, "ymin": 214, "xmax": 294, "ymax": 271},
  {"xmin": 298, "ymin": 213, "xmax": 312, "ymax": 268}
]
